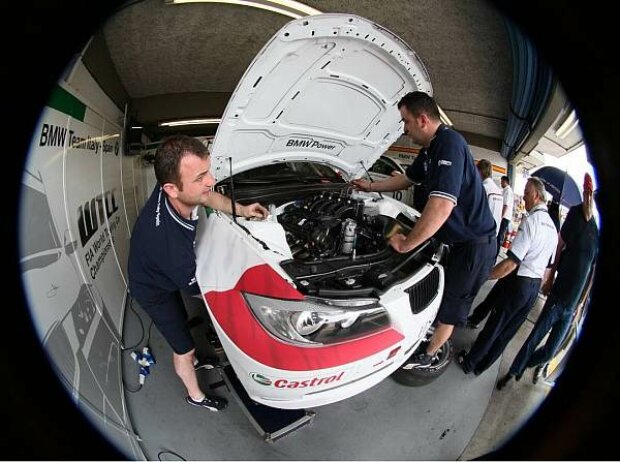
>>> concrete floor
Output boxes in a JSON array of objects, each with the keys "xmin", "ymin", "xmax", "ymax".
[
  {"xmin": 121, "ymin": 254, "xmax": 557, "ymax": 460},
  {"xmin": 459, "ymin": 290, "xmax": 553, "ymax": 460}
]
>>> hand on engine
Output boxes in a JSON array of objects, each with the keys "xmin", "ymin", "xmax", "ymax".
[
  {"xmin": 242, "ymin": 203, "xmax": 269, "ymax": 220},
  {"xmin": 351, "ymin": 178, "xmax": 372, "ymax": 192},
  {"xmin": 388, "ymin": 233, "xmax": 410, "ymax": 253}
]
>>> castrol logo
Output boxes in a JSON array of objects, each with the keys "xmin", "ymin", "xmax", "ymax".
[
  {"xmin": 249, "ymin": 373, "xmax": 272, "ymax": 386},
  {"xmin": 250, "ymin": 371, "xmax": 345, "ymax": 388}
]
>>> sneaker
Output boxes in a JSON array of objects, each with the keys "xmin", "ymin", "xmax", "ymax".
[
  {"xmin": 533, "ymin": 364, "xmax": 548, "ymax": 385},
  {"xmin": 407, "ymin": 352, "xmax": 433, "ymax": 368},
  {"xmin": 457, "ymin": 350, "xmax": 472, "ymax": 374},
  {"xmin": 496, "ymin": 374, "xmax": 513, "ymax": 390},
  {"xmin": 186, "ymin": 395, "xmax": 228, "ymax": 411},
  {"xmin": 466, "ymin": 318, "xmax": 480, "ymax": 329}
]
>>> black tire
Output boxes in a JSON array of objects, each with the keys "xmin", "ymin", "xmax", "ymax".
[{"xmin": 391, "ymin": 327, "xmax": 453, "ymax": 387}]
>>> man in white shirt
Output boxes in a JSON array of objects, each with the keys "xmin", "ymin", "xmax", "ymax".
[
  {"xmin": 477, "ymin": 159, "xmax": 503, "ymax": 238},
  {"xmin": 457, "ymin": 177, "xmax": 558, "ymax": 377},
  {"xmin": 497, "ymin": 175, "xmax": 514, "ymax": 254}
]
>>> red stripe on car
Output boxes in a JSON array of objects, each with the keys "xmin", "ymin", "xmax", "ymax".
[
  {"xmin": 233, "ymin": 264, "xmax": 304, "ymax": 300},
  {"xmin": 205, "ymin": 264, "xmax": 403, "ymax": 371}
]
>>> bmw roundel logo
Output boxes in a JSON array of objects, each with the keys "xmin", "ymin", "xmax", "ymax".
[{"xmin": 250, "ymin": 373, "xmax": 272, "ymax": 386}]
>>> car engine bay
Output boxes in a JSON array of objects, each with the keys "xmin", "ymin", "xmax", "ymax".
[
  {"xmin": 278, "ymin": 191, "xmax": 390, "ymax": 260},
  {"xmin": 268, "ymin": 190, "xmax": 444, "ymax": 297}
]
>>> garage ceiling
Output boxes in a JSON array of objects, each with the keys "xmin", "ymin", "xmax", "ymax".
[{"xmin": 96, "ymin": 0, "xmax": 578, "ymax": 157}]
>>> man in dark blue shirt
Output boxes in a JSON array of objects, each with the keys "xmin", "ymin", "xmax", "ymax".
[
  {"xmin": 128, "ymin": 135, "xmax": 268, "ymax": 411},
  {"xmin": 496, "ymin": 173, "xmax": 599, "ymax": 389},
  {"xmin": 352, "ymin": 91, "xmax": 496, "ymax": 367}
]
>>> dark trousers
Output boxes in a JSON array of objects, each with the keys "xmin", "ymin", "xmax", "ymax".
[
  {"xmin": 468, "ymin": 279, "xmax": 502, "ymax": 325},
  {"xmin": 437, "ymin": 237, "xmax": 496, "ymax": 326},
  {"xmin": 497, "ymin": 218, "xmax": 510, "ymax": 255},
  {"xmin": 463, "ymin": 273, "xmax": 541, "ymax": 374},
  {"xmin": 509, "ymin": 293, "xmax": 574, "ymax": 376}
]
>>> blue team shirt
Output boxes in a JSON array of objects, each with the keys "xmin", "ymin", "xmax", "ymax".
[
  {"xmin": 405, "ymin": 125, "xmax": 496, "ymax": 244},
  {"xmin": 128, "ymin": 186, "xmax": 201, "ymax": 304}
]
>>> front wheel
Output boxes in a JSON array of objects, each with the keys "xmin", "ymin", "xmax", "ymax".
[{"xmin": 391, "ymin": 327, "xmax": 453, "ymax": 387}]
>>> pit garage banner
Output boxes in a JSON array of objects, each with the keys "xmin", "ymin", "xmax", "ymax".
[{"xmin": 20, "ymin": 82, "xmax": 134, "ymax": 446}]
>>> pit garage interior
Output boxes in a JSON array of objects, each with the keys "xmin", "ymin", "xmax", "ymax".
[{"xmin": 13, "ymin": 0, "xmax": 610, "ymax": 460}]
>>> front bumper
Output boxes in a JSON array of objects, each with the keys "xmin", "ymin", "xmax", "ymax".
[{"xmin": 205, "ymin": 263, "xmax": 444, "ymax": 409}]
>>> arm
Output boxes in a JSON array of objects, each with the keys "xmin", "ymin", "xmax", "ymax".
[
  {"xmin": 489, "ymin": 258, "xmax": 518, "ymax": 280},
  {"xmin": 573, "ymin": 263, "xmax": 596, "ymax": 321},
  {"xmin": 351, "ymin": 173, "xmax": 413, "ymax": 193},
  {"xmin": 541, "ymin": 233, "xmax": 566, "ymax": 295},
  {"xmin": 495, "ymin": 211, "xmax": 535, "ymax": 280},
  {"xmin": 201, "ymin": 191, "xmax": 268, "ymax": 219},
  {"xmin": 388, "ymin": 196, "xmax": 454, "ymax": 253}
]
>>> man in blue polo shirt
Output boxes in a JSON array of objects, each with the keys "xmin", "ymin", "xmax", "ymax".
[
  {"xmin": 352, "ymin": 91, "xmax": 497, "ymax": 367},
  {"xmin": 128, "ymin": 135, "xmax": 268, "ymax": 411}
]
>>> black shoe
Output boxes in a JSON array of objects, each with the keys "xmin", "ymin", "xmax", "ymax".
[
  {"xmin": 532, "ymin": 364, "xmax": 548, "ymax": 384},
  {"xmin": 457, "ymin": 350, "xmax": 472, "ymax": 374},
  {"xmin": 515, "ymin": 371, "xmax": 523, "ymax": 382},
  {"xmin": 407, "ymin": 352, "xmax": 433, "ymax": 368},
  {"xmin": 466, "ymin": 318, "xmax": 480, "ymax": 329},
  {"xmin": 186, "ymin": 395, "xmax": 228, "ymax": 411},
  {"xmin": 496, "ymin": 374, "xmax": 513, "ymax": 390}
]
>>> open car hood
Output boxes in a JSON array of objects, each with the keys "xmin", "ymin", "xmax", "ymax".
[{"xmin": 211, "ymin": 13, "xmax": 432, "ymax": 181}]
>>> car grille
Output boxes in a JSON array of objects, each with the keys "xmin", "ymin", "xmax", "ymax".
[{"xmin": 406, "ymin": 267, "xmax": 440, "ymax": 314}]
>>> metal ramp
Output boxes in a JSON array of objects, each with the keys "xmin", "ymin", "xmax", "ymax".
[{"xmin": 214, "ymin": 364, "xmax": 315, "ymax": 442}]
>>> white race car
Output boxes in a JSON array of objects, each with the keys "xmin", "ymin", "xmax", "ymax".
[{"xmin": 195, "ymin": 13, "xmax": 450, "ymax": 410}]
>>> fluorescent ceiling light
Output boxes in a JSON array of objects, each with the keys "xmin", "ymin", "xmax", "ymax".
[
  {"xmin": 555, "ymin": 110, "xmax": 578, "ymax": 139},
  {"xmin": 159, "ymin": 118, "xmax": 222, "ymax": 127},
  {"xmin": 131, "ymin": 126, "xmax": 143, "ymax": 129},
  {"xmin": 437, "ymin": 105, "xmax": 453, "ymax": 126},
  {"xmin": 166, "ymin": 0, "xmax": 321, "ymax": 20}
]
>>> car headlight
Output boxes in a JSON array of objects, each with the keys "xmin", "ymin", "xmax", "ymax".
[{"xmin": 243, "ymin": 293, "xmax": 389, "ymax": 346}]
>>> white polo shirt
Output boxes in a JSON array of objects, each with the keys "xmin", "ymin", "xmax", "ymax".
[
  {"xmin": 502, "ymin": 184, "xmax": 514, "ymax": 220},
  {"xmin": 507, "ymin": 203, "xmax": 558, "ymax": 278},
  {"xmin": 482, "ymin": 177, "xmax": 504, "ymax": 235}
]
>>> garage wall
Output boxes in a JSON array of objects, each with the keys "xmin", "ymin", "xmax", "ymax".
[
  {"xmin": 387, "ymin": 134, "xmax": 508, "ymax": 182},
  {"xmin": 18, "ymin": 59, "xmax": 142, "ymax": 459},
  {"xmin": 470, "ymin": 145, "xmax": 508, "ymax": 183}
]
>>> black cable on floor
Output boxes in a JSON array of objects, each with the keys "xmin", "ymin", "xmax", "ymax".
[
  {"xmin": 123, "ymin": 380, "xmax": 143, "ymax": 394},
  {"xmin": 121, "ymin": 295, "xmax": 147, "ymax": 352},
  {"xmin": 121, "ymin": 294, "xmax": 154, "ymax": 393},
  {"xmin": 157, "ymin": 449, "xmax": 186, "ymax": 461},
  {"xmin": 146, "ymin": 318, "xmax": 155, "ymax": 345}
]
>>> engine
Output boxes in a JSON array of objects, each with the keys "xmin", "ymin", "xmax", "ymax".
[
  {"xmin": 270, "ymin": 189, "xmax": 442, "ymax": 297},
  {"xmin": 277, "ymin": 191, "xmax": 391, "ymax": 261}
]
